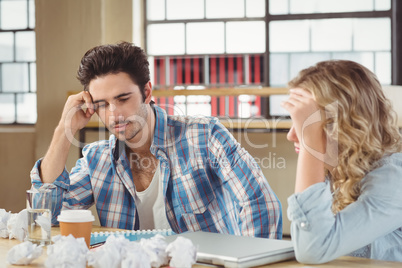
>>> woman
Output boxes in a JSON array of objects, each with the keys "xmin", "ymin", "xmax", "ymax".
[{"xmin": 281, "ymin": 60, "xmax": 402, "ymax": 264}]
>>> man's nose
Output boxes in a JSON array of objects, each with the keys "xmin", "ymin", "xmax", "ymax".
[{"xmin": 107, "ymin": 104, "xmax": 123, "ymax": 121}]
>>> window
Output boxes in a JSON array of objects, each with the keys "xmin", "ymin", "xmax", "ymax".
[
  {"xmin": 145, "ymin": 0, "xmax": 393, "ymax": 118},
  {"xmin": 0, "ymin": 0, "xmax": 36, "ymax": 124},
  {"xmin": 268, "ymin": 1, "xmax": 392, "ymax": 115}
]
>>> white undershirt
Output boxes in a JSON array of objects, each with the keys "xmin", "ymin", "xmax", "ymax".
[{"xmin": 135, "ymin": 163, "xmax": 170, "ymax": 230}]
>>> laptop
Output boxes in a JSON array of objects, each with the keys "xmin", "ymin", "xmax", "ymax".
[{"xmin": 165, "ymin": 231, "xmax": 294, "ymax": 268}]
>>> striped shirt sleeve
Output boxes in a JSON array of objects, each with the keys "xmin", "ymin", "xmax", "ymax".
[{"xmin": 30, "ymin": 150, "xmax": 94, "ymax": 224}]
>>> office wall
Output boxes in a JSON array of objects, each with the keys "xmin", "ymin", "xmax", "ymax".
[
  {"xmin": 0, "ymin": 129, "xmax": 35, "ymax": 212},
  {"xmin": 35, "ymin": 0, "xmax": 133, "ymax": 162}
]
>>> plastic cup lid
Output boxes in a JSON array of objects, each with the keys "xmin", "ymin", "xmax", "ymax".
[{"xmin": 57, "ymin": 210, "xmax": 95, "ymax": 223}]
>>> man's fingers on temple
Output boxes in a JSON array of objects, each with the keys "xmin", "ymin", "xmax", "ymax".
[{"xmin": 81, "ymin": 92, "xmax": 94, "ymax": 113}]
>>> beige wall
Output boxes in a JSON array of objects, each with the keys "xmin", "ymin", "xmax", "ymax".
[
  {"xmin": 0, "ymin": 128, "xmax": 36, "ymax": 212},
  {"xmin": 35, "ymin": 0, "xmax": 133, "ymax": 162}
]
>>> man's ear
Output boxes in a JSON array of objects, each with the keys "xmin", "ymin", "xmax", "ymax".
[{"xmin": 144, "ymin": 81, "xmax": 153, "ymax": 104}]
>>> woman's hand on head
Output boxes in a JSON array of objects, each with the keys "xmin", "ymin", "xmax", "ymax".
[
  {"xmin": 282, "ymin": 88, "xmax": 328, "ymax": 192},
  {"xmin": 281, "ymin": 88, "xmax": 325, "ymax": 153}
]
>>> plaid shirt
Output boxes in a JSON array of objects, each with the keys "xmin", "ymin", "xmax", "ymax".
[{"xmin": 31, "ymin": 105, "xmax": 282, "ymax": 239}]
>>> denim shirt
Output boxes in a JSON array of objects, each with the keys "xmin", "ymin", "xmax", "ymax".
[{"xmin": 287, "ymin": 153, "xmax": 402, "ymax": 264}]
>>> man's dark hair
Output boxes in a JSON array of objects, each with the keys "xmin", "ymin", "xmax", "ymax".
[{"xmin": 77, "ymin": 42, "xmax": 150, "ymax": 101}]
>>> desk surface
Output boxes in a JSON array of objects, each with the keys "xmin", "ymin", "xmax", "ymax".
[{"xmin": 0, "ymin": 226, "xmax": 400, "ymax": 268}]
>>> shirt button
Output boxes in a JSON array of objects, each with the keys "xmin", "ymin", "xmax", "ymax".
[{"xmin": 300, "ymin": 222, "xmax": 307, "ymax": 228}]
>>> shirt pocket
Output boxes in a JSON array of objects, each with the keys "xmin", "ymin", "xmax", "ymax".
[
  {"xmin": 181, "ymin": 198, "xmax": 228, "ymax": 234},
  {"xmin": 174, "ymin": 167, "xmax": 215, "ymax": 214}
]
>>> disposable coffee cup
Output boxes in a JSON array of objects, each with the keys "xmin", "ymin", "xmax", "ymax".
[{"xmin": 57, "ymin": 210, "xmax": 95, "ymax": 248}]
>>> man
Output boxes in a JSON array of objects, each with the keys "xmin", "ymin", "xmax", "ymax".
[{"xmin": 31, "ymin": 42, "xmax": 282, "ymax": 239}]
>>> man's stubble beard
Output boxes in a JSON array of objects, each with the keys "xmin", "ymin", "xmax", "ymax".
[{"xmin": 117, "ymin": 103, "xmax": 149, "ymax": 143}]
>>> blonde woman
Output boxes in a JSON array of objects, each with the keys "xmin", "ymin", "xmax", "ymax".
[{"xmin": 281, "ymin": 60, "xmax": 402, "ymax": 264}]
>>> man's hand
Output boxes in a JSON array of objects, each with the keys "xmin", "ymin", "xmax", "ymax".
[
  {"xmin": 59, "ymin": 91, "xmax": 95, "ymax": 135},
  {"xmin": 39, "ymin": 91, "xmax": 95, "ymax": 183}
]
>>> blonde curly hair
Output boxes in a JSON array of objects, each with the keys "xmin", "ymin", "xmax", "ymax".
[{"xmin": 289, "ymin": 60, "xmax": 402, "ymax": 213}]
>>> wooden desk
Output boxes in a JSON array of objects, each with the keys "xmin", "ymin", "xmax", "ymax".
[{"xmin": 0, "ymin": 226, "xmax": 400, "ymax": 267}]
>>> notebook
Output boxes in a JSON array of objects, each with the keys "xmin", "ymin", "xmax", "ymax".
[
  {"xmin": 165, "ymin": 231, "xmax": 295, "ymax": 268},
  {"xmin": 90, "ymin": 229, "xmax": 175, "ymax": 246}
]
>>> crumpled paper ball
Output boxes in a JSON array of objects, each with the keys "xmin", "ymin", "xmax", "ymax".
[
  {"xmin": 0, "ymin": 209, "xmax": 11, "ymax": 238},
  {"xmin": 45, "ymin": 235, "xmax": 89, "ymax": 268},
  {"xmin": 121, "ymin": 243, "xmax": 151, "ymax": 268},
  {"xmin": 7, "ymin": 209, "xmax": 28, "ymax": 241},
  {"xmin": 140, "ymin": 234, "xmax": 168, "ymax": 267},
  {"xmin": 78, "ymin": 233, "xmax": 196, "ymax": 268},
  {"xmin": 6, "ymin": 241, "xmax": 43, "ymax": 265},
  {"xmin": 119, "ymin": 238, "xmax": 151, "ymax": 268},
  {"xmin": 87, "ymin": 235, "xmax": 129, "ymax": 268},
  {"xmin": 88, "ymin": 235, "xmax": 154, "ymax": 268},
  {"xmin": 166, "ymin": 236, "xmax": 197, "ymax": 268}
]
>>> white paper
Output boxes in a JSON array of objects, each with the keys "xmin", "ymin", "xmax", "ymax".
[
  {"xmin": 6, "ymin": 241, "xmax": 43, "ymax": 265},
  {"xmin": 87, "ymin": 236, "xmax": 127, "ymax": 268},
  {"xmin": 43, "ymin": 232, "xmax": 197, "ymax": 268},
  {"xmin": 166, "ymin": 236, "xmax": 197, "ymax": 268},
  {"xmin": 120, "ymin": 239, "xmax": 151, "ymax": 268},
  {"xmin": 0, "ymin": 209, "xmax": 11, "ymax": 238},
  {"xmin": 88, "ymin": 235, "xmax": 156, "ymax": 268},
  {"xmin": 7, "ymin": 209, "xmax": 28, "ymax": 241},
  {"xmin": 121, "ymin": 243, "xmax": 151, "ymax": 268},
  {"xmin": 139, "ymin": 234, "xmax": 168, "ymax": 267},
  {"xmin": 45, "ymin": 235, "xmax": 89, "ymax": 268}
]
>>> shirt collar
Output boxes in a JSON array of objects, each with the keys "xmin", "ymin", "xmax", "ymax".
[
  {"xmin": 151, "ymin": 105, "xmax": 168, "ymax": 152},
  {"xmin": 110, "ymin": 134, "xmax": 125, "ymax": 162}
]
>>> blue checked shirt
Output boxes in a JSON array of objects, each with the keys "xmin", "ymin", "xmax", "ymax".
[{"xmin": 31, "ymin": 105, "xmax": 282, "ymax": 239}]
